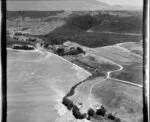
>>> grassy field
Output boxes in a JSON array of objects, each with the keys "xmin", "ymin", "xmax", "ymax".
[
  {"xmin": 91, "ymin": 45, "xmax": 143, "ymax": 85},
  {"xmin": 7, "ymin": 49, "xmax": 90, "ymax": 122},
  {"xmin": 70, "ymin": 76, "xmax": 105, "ymax": 109},
  {"xmin": 7, "ymin": 10, "xmax": 143, "ymax": 122},
  {"xmin": 90, "ymin": 45, "xmax": 143, "ymax": 85},
  {"xmin": 93, "ymin": 45, "xmax": 142, "ymax": 65},
  {"xmin": 64, "ymin": 54, "xmax": 119, "ymax": 77},
  {"xmin": 111, "ymin": 63, "xmax": 143, "ymax": 85},
  {"xmin": 7, "ymin": 49, "xmax": 45, "ymax": 61},
  {"xmin": 92, "ymin": 79, "xmax": 143, "ymax": 122},
  {"xmin": 119, "ymin": 42, "xmax": 143, "ymax": 56}
]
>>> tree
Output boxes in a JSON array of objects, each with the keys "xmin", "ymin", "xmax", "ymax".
[
  {"xmin": 44, "ymin": 43, "xmax": 49, "ymax": 48},
  {"xmin": 62, "ymin": 97, "xmax": 74, "ymax": 110},
  {"xmin": 107, "ymin": 113, "xmax": 115, "ymax": 120},
  {"xmin": 76, "ymin": 47, "xmax": 85, "ymax": 54},
  {"xmin": 57, "ymin": 48, "xmax": 64, "ymax": 56},
  {"xmin": 87, "ymin": 116, "xmax": 91, "ymax": 120},
  {"xmin": 96, "ymin": 106, "xmax": 106, "ymax": 117},
  {"xmin": 70, "ymin": 15, "xmax": 97, "ymax": 30},
  {"xmin": 72, "ymin": 106, "xmax": 86, "ymax": 119},
  {"xmin": 87, "ymin": 108, "xmax": 95, "ymax": 116},
  {"xmin": 115, "ymin": 117, "xmax": 121, "ymax": 122}
]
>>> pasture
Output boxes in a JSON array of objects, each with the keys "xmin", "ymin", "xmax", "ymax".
[
  {"xmin": 119, "ymin": 42, "xmax": 143, "ymax": 56},
  {"xmin": 7, "ymin": 49, "xmax": 90, "ymax": 122},
  {"xmin": 92, "ymin": 79, "xmax": 143, "ymax": 122},
  {"xmin": 91, "ymin": 45, "xmax": 143, "ymax": 85}
]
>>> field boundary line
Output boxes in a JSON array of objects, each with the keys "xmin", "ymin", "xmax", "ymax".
[
  {"xmin": 109, "ymin": 78, "xmax": 143, "ymax": 88},
  {"xmin": 47, "ymin": 51, "xmax": 92, "ymax": 76},
  {"xmin": 88, "ymin": 50, "xmax": 142, "ymax": 103}
]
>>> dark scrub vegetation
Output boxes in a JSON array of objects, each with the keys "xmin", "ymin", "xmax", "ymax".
[
  {"xmin": 56, "ymin": 47, "xmax": 85, "ymax": 56},
  {"xmin": 72, "ymin": 106, "xmax": 86, "ymax": 119},
  {"xmin": 62, "ymin": 97, "xmax": 74, "ymax": 110},
  {"xmin": 87, "ymin": 108, "xmax": 95, "ymax": 116},
  {"xmin": 7, "ymin": 40, "xmax": 35, "ymax": 47},
  {"xmin": 107, "ymin": 113, "xmax": 115, "ymax": 120},
  {"xmin": 96, "ymin": 106, "xmax": 106, "ymax": 117},
  {"xmin": 68, "ymin": 14, "xmax": 97, "ymax": 30},
  {"xmin": 43, "ymin": 32, "xmax": 142, "ymax": 48},
  {"xmin": 92, "ymin": 13, "xmax": 142, "ymax": 33},
  {"xmin": 7, "ymin": 11, "xmax": 64, "ymax": 19},
  {"xmin": 12, "ymin": 45, "xmax": 34, "ymax": 50},
  {"xmin": 41, "ymin": 12, "xmax": 142, "ymax": 48}
]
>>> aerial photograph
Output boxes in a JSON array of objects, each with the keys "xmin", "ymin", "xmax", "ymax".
[{"xmin": 6, "ymin": 0, "xmax": 143, "ymax": 122}]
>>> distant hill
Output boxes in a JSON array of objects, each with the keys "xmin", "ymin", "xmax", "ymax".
[
  {"xmin": 51, "ymin": 14, "xmax": 97, "ymax": 34},
  {"xmin": 7, "ymin": 10, "xmax": 143, "ymax": 48},
  {"xmin": 42, "ymin": 11, "xmax": 142, "ymax": 47},
  {"xmin": 91, "ymin": 14, "xmax": 142, "ymax": 33},
  {"xmin": 49, "ymin": 11, "xmax": 142, "ymax": 34},
  {"xmin": 7, "ymin": 11, "xmax": 64, "ymax": 19}
]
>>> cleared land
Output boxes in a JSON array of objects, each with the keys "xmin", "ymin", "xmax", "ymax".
[
  {"xmin": 7, "ymin": 49, "xmax": 91, "ymax": 122},
  {"xmin": 66, "ymin": 44, "xmax": 143, "ymax": 122},
  {"xmin": 118, "ymin": 41, "xmax": 143, "ymax": 56},
  {"xmin": 70, "ymin": 76, "xmax": 105, "ymax": 109},
  {"xmin": 7, "ymin": 10, "xmax": 143, "ymax": 122},
  {"xmin": 111, "ymin": 62, "xmax": 143, "ymax": 85},
  {"xmin": 7, "ymin": 11, "xmax": 69, "ymax": 35},
  {"xmin": 91, "ymin": 45, "xmax": 143, "ymax": 85},
  {"xmin": 93, "ymin": 45, "xmax": 142, "ymax": 65},
  {"xmin": 7, "ymin": 11, "xmax": 142, "ymax": 47},
  {"xmin": 64, "ymin": 54, "xmax": 119, "ymax": 77}
]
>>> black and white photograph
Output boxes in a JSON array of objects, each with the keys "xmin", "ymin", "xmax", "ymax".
[{"xmin": 1, "ymin": 0, "xmax": 149, "ymax": 122}]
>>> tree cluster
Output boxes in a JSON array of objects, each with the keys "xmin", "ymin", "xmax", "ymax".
[
  {"xmin": 12, "ymin": 45, "xmax": 34, "ymax": 50},
  {"xmin": 56, "ymin": 46, "xmax": 85, "ymax": 56},
  {"xmin": 96, "ymin": 105, "xmax": 106, "ymax": 117},
  {"xmin": 87, "ymin": 106, "xmax": 121, "ymax": 121},
  {"xmin": 69, "ymin": 14, "xmax": 97, "ymax": 30},
  {"xmin": 72, "ymin": 106, "xmax": 86, "ymax": 119},
  {"xmin": 62, "ymin": 97, "xmax": 74, "ymax": 110}
]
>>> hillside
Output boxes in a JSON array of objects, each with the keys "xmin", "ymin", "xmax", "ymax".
[
  {"xmin": 7, "ymin": 10, "xmax": 143, "ymax": 122},
  {"xmin": 40, "ymin": 11, "xmax": 142, "ymax": 47},
  {"xmin": 91, "ymin": 14, "xmax": 142, "ymax": 33},
  {"xmin": 7, "ymin": 11, "xmax": 64, "ymax": 19},
  {"xmin": 7, "ymin": 10, "xmax": 143, "ymax": 47}
]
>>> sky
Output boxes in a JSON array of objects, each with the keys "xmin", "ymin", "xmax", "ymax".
[
  {"xmin": 96, "ymin": 0, "xmax": 143, "ymax": 7},
  {"xmin": 7, "ymin": 0, "xmax": 143, "ymax": 11}
]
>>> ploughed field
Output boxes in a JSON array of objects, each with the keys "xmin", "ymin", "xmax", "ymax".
[{"xmin": 7, "ymin": 49, "xmax": 91, "ymax": 122}]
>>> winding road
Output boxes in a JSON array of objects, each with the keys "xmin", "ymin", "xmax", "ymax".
[
  {"xmin": 8, "ymin": 44, "xmax": 143, "ymax": 107},
  {"xmin": 88, "ymin": 45, "xmax": 143, "ymax": 106}
]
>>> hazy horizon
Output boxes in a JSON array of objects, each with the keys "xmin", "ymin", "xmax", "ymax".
[{"xmin": 7, "ymin": 0, "xmax": 143, "ymax": 11}]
